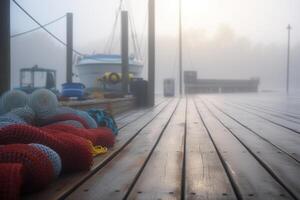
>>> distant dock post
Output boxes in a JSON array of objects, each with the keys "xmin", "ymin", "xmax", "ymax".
[
  {"xmin": 179, "ymin": 0, "xmax": 183, "ymax": 96},
  {"xmin": 121, "ymin": 11, "xmax": 129, "ymax": 95},
  {"xmin": 0, "ymin": 0, "xmax": 11, "ymax": 94},
  {"xmin": 286, "ymin": 24, "xmax": 291, "ymax": 95},
  {"xmin": 66, "ymin": 12, "xmax": 73, "ymax": 83},
  {"xmin": 148, "ymin": 0, "xmax": 155, "ymax": 106}
]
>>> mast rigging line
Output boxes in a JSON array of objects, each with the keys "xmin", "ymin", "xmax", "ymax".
[
  {"xmin": 11, "ymin": 14, "xmax": 66, "ymax": 38},
  {"xmin": 104, "ymin": 0, "xmax": 145, "ymax": 61},
  {"xmin": 126, "ymin": 0, "xmax": 142, "ymax": 60},
  {"xmin": 104, "ymin": 0, "xmax": 124, "ymax": 54},
  {"xmin": 12, "ymin": 0, "xmax": 84, "ymax": 56}
]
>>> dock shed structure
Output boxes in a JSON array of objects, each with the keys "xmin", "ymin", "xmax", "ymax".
[{"xmin": 184, "ymin": 71, "xmax": 259, "ymax": 94}]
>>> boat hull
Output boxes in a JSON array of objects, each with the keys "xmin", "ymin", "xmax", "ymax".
[{"xmin": 76, "ymin": 63, "xmax": 143, "ymax": 89}]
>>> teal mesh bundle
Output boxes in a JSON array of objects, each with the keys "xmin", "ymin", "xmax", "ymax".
[
  {"xmin": 76, "ymin": 110, "xmax": 97, "ymax": 128},
  {"xmin": 87, "ymin": 109, "xmax": 118, "ymax": 135},
  {"xmin": 0, "ymin": 90, "xmax": 28, "ymax": 114},
  {"xmin": 9, "ymin": 106, "xmax": 36, "ymax": 124},
  {"xmin": 30, "ymin": 144, "xmax": 62, "ymax": 178},
  {"xmin": 29, "ymin": 89, "xmax": 58, "ymax": 118}
]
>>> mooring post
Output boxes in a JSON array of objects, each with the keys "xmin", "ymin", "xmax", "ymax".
[
  {"xmin": 148, "ymin": 0, "xmax": 155, "ymax": 106},
  {"xmin": 179, "ymin": 0, "xmax": 183, "ymax": 96},
  {"xmin": 121, "ymin": 11, "xmax": 129, "ymax": 95},
  {"xmin": 0, "ymin": 0, "xmax": 11, "ymax": 94},
  {"xmin": 66, "ymin": 12, "xmax": 73, "ymax": 83},
  {"xmin": 286, "ymin": 24, "xmax": 291, "ymax": 95}
]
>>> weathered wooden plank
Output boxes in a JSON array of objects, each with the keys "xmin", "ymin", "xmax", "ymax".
[
  {"xmin": 194, "ymin": 98, "xmax": 294, "ymax": 200},
  {"xmin": 208, "ymin": 98, "xmax": 300, "ymax": 162},
  {"xmin": 115, "ymin": 97, "xmax": 166, "ymax": 121},
  {"xmin": 65, "ymin": 99, "xmax": 179, "ymax": 200},
  {"xmin": 204, "ymin": 99, "xmax": 300, "ymax": 199},
  {"xmin": 231, "ymin": 101, "xmax": 300, "ymax": 121},
  {"xmin": 234, "ymin": 95, "xmax": 300, "ymax": 116},
  {"xmin": 185, "ymin": 97, "xmax": 236, "ymax": 200},
  {"xmin": 224, "ymin": 101, "xmax": 300, "ymax": 133},
  {"xmin": 127, "ymin": 98, "xmax": 187, "ymax": 200},
  {"xmin": 250, "ymin": 102, "xmax": 300, "ymax": 118},
  {"xmin": 23, "ymin": 99, "xmax": 172, "ymax": 200},
  {"xmin": 117, "ymin": 99, "xmax": 171, "ymax": 128}
]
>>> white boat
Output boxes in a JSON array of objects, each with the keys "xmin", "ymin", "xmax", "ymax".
[{"xmin": 75, "ymin": 54, "xmax": 143, "ymax": 89}]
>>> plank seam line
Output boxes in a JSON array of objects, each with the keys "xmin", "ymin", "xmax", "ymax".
[
  {"xmin": 123, "ymin": 98, "xmax": 181, "ymax": 200},
  {"xmin": 234, "ymin": 101, "xmax": 300, "ymax": 122},
  {"xmin": 255, "ymin": 100, "xmax": 300, "ymax": 117},
  {"xmin": 193, "ymin": 98, "xmax": 243, "ymax": 200},
  {"xmin": 224, "ymin": 101, "xmax": 300, "ymax": 135},
  {"xmin": 61, "ymin": 99, "xmax": 175, "ymax": 200},
  {"xmin": 118, "ymin": 99, "xmax": 171, "ymax": 130},
  {"xmin": 116, "ymin": 98, "xmax": 167, "ymax": 121},
  {"xmin": 226, "ymin": 101, "xmax": 300, "ymax": 130},
  {"xmin": 180, "ymin": 96, "xmax": 187, "ymax": 200},
  {"xmin": 246, "ymin": 102, "xmax": 300, "ymax": 120},
  {"xmin": 210, "ymin": 100, "xmax": 300, "ymax": 164},
  {"xmin": 203, "ymin": 99, "xmax": 299, "ymax": 200},
  {"xmin": 255, "ymin": 101, "xmax": 300, "ymax": 118},
  {"xmin": 118, "ymin": 99, "xmax": 169, "ymax": 129}
]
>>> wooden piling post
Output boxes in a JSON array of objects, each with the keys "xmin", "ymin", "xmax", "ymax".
[
  {"xmin": 286, "ymin": 24, "xmax": 291, "ymax": 95},
  {"xmin": 121, "ymin": 11, "xmax": 129, "ymax": 95},
  {"xmin": 66, "ymin": 13, "xmax": 73, "ymax": 83},
  {"xmin": 0, "ymin": 0, "xmax": 11, "ymax": 94},
  {"xmin": 148, "ymin": 0, "xmax": 155, "ymax": 106}
]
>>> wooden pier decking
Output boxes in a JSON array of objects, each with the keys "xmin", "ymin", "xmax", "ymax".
[{"xmin": 26, "ymin": 94, "xmax": 300, "ymax": 200}]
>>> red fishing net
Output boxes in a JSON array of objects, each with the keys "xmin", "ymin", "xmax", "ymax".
[
  {"xmin": 37, "ymin": 113, "xmax": 89, "ymax": 128},
  {"xmin": 43, "ymin": 124, "xmax": 97, "ymax": 145},
  {"xmin": 44, "ymin": 124, "xmax": 115, "ymax": 148},
  {"xmin": 0, "ymin": 124, "xmax": 93, "ymax": 172},
  {"xmin": 0, "ymin": 163, "xmax": 23, "ymax": 200},
  {"xmin": 89, "ymin": 127, "xmax": 115, "ymax": 148},
  {"xmin": 0, "ymin": 144, "xmax": 53, "ymax": 192}
]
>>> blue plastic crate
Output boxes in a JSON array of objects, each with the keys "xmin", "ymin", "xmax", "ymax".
[{"xmin": 61, "ymin": 83, "xmax": 85, "ymax": 98}]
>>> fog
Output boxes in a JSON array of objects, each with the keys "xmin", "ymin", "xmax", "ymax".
[{"xmin": 10, "ymin": 0, "xmax": 300, "ymax": 94}]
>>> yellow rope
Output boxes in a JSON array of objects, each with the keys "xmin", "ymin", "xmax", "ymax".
[
  {"xmin": 91, "ymin": 145, "xmax": 108, "ymax": 156},
  {"xmin": 86, "ymin": 140, "xmax": 108, "ymax": 156}
]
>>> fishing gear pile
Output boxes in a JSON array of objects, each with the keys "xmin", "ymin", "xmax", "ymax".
[{"xmin": 0, "ymin": 89, "xmax": 118, "ymax": 199}]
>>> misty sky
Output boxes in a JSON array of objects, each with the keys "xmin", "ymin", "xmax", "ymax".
[
  {"xmin": 11, "ymin": 0, "xmax": 300, "ymax": 45},
  {"xmin": 10, "ymin": 0, "xmax": 300, "ymax": 93}
]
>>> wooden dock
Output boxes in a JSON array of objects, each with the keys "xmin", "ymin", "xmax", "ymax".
[{"xmin": 26, "ymin": 94, "xmax": 300, "ymax": 200}]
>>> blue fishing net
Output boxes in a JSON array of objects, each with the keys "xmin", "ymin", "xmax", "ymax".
[
  {"xmin": 50, "ymin": 107, "xmax": 97, "ymax": 128},
  {"xmin": 0, "ymin": 114, "xmax": 26, "ymax": 128},
  {"xmin": 76, "ymin": 110, "xmax": 97, "ymax": 129},
  {"xmin": 9, "ymin": 106, "xmax": 36, "ymax": 124},
  {"xmin": 55, "ymin": 120, "xmax": 85, "ymax": 128},
  {"xmin": 29, "ymin": 89, "xmax": 58, "ymax": 119},
  {"xmin": 0, "ymin": 90, "xmax": 28, "ymax": 113},
  {"xmin": 54, "ymin": 106, "xmax": 77, "ymax": 115},
  {"xmin": 30, "ymin": 143, "xmax": 62, "ymax": 178}
]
